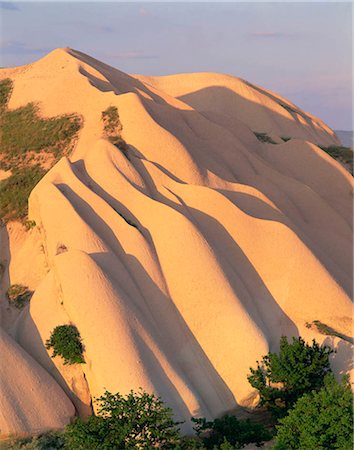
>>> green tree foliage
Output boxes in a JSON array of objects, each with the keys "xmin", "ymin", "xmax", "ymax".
[
  {"xmin": 192, "ymin": 415, "xmax": 272, "ymax": 449},
  {"xmin": 247, "ymin": 336, "xmax": 333, "ymax": 417},
  {"xmin": 46, "ymin": 324, "xmax": 85, "ymax": 365},
  {"xmin": 64, "ymin": 390, "xmax": 182, "ymax": 449},
  {"xmin": 274, "ymin": 375, "xmax": 353, "ymax": 450}
]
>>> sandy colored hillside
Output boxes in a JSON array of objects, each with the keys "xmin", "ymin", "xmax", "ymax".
[{"xmin": 0, "ymin": 48, "xmax": 352, "ymax": 438}]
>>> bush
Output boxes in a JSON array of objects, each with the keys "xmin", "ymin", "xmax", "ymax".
[
  {"xmin": 102, "ymin": 106, "xmax": 121, "ymax": 134},
  {"xmin": 319, "ymin": 145, "xmax": 353, "ymax": 175},
  {"xmin": 101, "ymin": 106, "xmax": 129, "ymax": 156},
  {"xmin": 6, "ymin": 284, "xmax": 33, "ymax": 309},
  {"xmin": 254, "ymin": 132, "xmax": 276, "ymax": 144},
  {"xmin": 64, "ymin": 390, "xmax": 182, "ymax": 449},
  {"xmin": 248, "ymin": 336, "xmax": 333, "ymax": 417},
  {"xmin": 3, "ymin": 432, "xmax": 65, "ymax": 449},
  {"xmin": 46, "ymin": 324, "xmax": 85, "ymax": 365},
  {"xmin": 192, "ymin": 415, "xmax": 272, "ymax": 449},
  {"xmin": 274, "ymin": 375, "xmax": 353, "ymax": 450}
]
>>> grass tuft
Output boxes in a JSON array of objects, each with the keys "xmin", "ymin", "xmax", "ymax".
[
  {"xmin": 0, "ymin": 78, "xmax": 13, "ymax": 110},
  {"xmin": 0, "ymin": 166, "xmax": 46, "ymax": 221},
  {"xmin": 0, "ymin": 79, "xmax": 81, "ymax": 222}
]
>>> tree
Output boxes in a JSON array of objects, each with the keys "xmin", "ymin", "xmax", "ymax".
[
  {"xmin": 274, "ymin": 375, "xmax": 353, "ymax": 449},
  {"xmin": 45, "ymin": 324, "xmax": 85, "ymax": 365},
  {"xmin": 64, "ymin": 390, "xmax": 182, "ymax": 449},
  {"xmin": 247, "ymin": 336, "xmax": 333, "ymax": 417},
  {"xmin": 192, "ymin": 415, "xmax": 272, "ymax": 449}
]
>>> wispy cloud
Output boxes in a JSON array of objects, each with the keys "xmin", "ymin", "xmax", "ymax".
[
  {"xmin": 108, "ymin": 51, "xmax": 158, "ymax": 60},
  {"xmin": 249, "ymin": 31, "xmax": 295, "ymax": 38},
  {"xmin": 0, "ymin": 40, "xmax": 51, "ymax": 55},
  {"xmin": 0, "ymin": 1, "xmax": 19, "ymax": 11}
]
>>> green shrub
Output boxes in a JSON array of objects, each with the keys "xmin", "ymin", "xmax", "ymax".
[
  {"xmin": 274, "ymin": 375, "xmax": 353, "ymax": 450},
  {"xmin": 192, "ymin": 415, "xmax": 272, "ymax": 449},
  {"xmin": 46, "ymin": 324, "xmax": 85, "ymax": 365},
  {"xmin": 319, "ymin": 145, "xmax": 353, "ymax": 175},
  {"xmin": 178, "ymin": 437, "xmax": 207, "ymax": 449},
  {"xmin": 0, "ymin": 165, "xmax": 45, "ymax": 221},
  {"xmin": 248, "ymin": 336, "xmax": 333, "ymax": 417},
  {"xmin": 254, "ymin": 132, "xmax": 276, "ymax": 144},
  {"xmin": 64, "ymin": 390, "xmax": 182, "ymax": 449},
  {"xmin": 101, "ymin": 106, "xmax": 129, "ymax": 156},
  {"xmin": 102, "ymin": 106, "xmax": 120, "ymax": 134},
  {"xmin": 3, "ymin": 432, "xmax": 65, "ymax": 449},
  {"xmin": 6, "ymin": 284, "xmax": 33, "ymax": 309}
]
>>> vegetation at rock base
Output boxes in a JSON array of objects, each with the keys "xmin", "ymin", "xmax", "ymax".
[
  {"xmin": 247, "ymin": 336, "xmax": 333, "ymax": 417},
  {"xmin": 64, "ymin": 390, "xmax": 182, "ymax": 449},
  {"xmin": 5, "ymin": 335, "xmax": 352, "ymax": 449},
  {"xmin": 192, "ymin": 415, "xmax": 272, "ymax": 449},
  {"xmin": 3, "ymin": 432, "xmax": 65, "ymax": 449},
  {"xmin": 273, "ymin": 375, "xmax": 353, "ymax": 450},
  {"xmin": 46, "ymin": 324, "xmax": 85, "ymax": 365}
]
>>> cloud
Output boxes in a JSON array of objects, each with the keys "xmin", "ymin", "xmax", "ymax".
[
  {"xmin": 0, "ymin": 40, "xmax": 51, "ymax": 55},
  {"xmin": 249, "ymin": 31, "xmax": 294, "ymax": 38},
  {"xmin": 0, "ymin": 1, "xmax": 19, "ymax": 10}
]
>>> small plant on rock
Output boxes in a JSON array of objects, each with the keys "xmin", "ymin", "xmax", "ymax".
[
  {"xmin": 101, "ymin": 105, "xmax": 130, "ymax": 156},
  {"xmin": 254, "ymin": 132, "xmax": 276, "ymax": 144},
  {"xmin": 46, "ymin": 324, "xmax": 85, "ymax": 365},
  {"xmin": 6, "ymin": 284, "xmax": 33, "ymax": 308}
]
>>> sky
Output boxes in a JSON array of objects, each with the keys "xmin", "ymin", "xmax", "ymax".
[{"xmin": 0, "ymin": 1, "xmax": 352, "ymax": 130}]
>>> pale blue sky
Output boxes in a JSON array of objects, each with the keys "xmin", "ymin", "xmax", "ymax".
[{"xmin": 0, "ymin": 1, "xmax": 352, "ymax": 129}]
